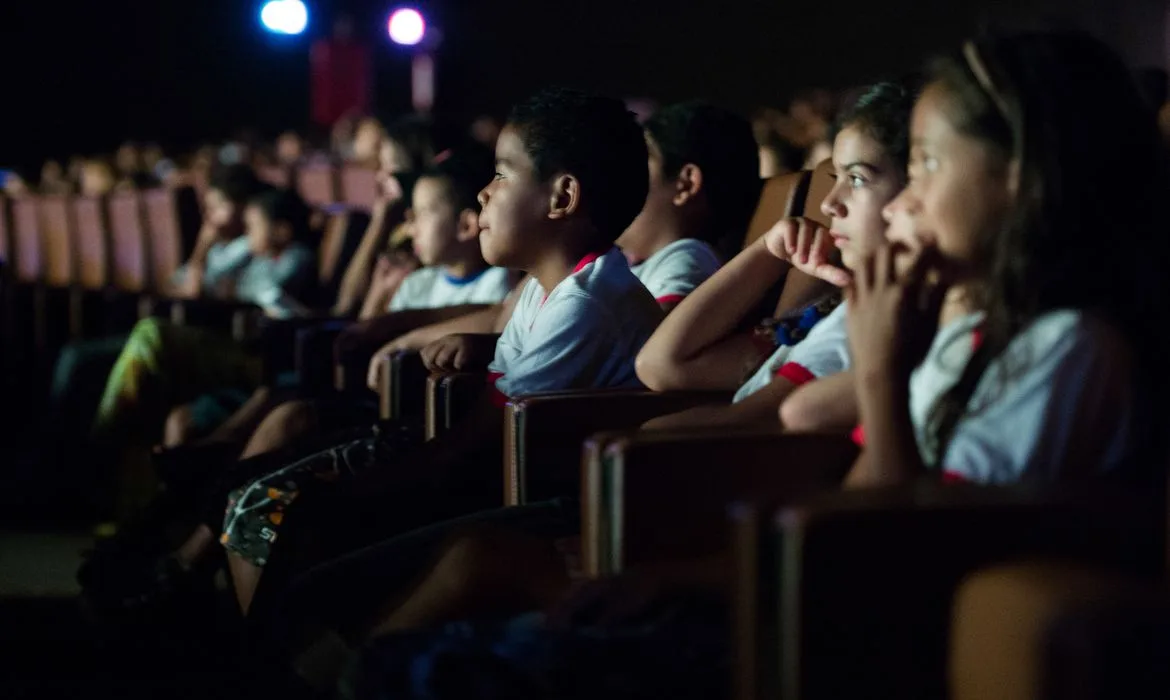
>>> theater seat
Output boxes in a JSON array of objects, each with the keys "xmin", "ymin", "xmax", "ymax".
[
  {"xmin": 424, "ymin": 371, "xmax": 487, "ymax": 440},
  {"xmin": 297, "ymin": 163, "xmax": 339, "ymax": 209},
  {"xmin": 950, "ymin": 562, "xmax": 1170, "ymax": 700},
  {"xmin": 378, "ymin": 350, "xmax": 428, "ymax": 421},
  {"xmin": 340, "ymin": 165, "xmax": 378, "ymax": 212},
  {"xmin": 582, "ymin": 428, "xmax": 855, "ymax": 576},
  {"xmin": 503, "ymin": 389, "xmax": 732, "ymax": 505},
  {"xmin": 735, "ymin": 483, "xmax": 1162, "ymax": 700}
]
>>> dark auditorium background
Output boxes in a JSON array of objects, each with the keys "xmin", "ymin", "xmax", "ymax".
[{"xmin": 2, "ymin": 0, "xmax": 1166, "ymax": 175}]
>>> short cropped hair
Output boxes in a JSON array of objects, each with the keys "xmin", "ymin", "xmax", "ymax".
[
  {"xmin": 508, "ymin": 87, "xmax": 649, "ymax": 242},
  {"xmin": 419, "ymin": 144, "xmax": 496, "ymax": 213},
  {"xmin": 644, "ymin": 102, "xmax": 761, "ymax": 243}
]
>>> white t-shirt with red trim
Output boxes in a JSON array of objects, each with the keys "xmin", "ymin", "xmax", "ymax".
[
  {"xmin": 388, "ymin": 266, "xmax": 514, "ymax": 312},
  {"xmin": 904, "ymin": 309, "xmax": 1136, "ymax": 484},
  {"xmin": 629, "ymin": 238, "xmax": 722, "ymax": 306},
  {"xmin": 486, "ymin": 248, "xmax": 664, "ymax": 405},
  {"xmin": 732, "ymin": 302, "xmax": 851, "ymax": 403}
]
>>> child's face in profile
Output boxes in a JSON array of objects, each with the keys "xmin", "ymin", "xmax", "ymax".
[
  {"xmin": 884, "ymin": 81, "xmax": 1016, "ymax": 281},
  {"xmin": 818, "ymin": 125, "xmax": 903, "ymax": 271},
  {"xmin": 477, "ymin": 125, "xmax": 549, "ymax": 269},
  {"xmin": 409, "ymin": 176, "xmax": 461, "ymax": 266}
]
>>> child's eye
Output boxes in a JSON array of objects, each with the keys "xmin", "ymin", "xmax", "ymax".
[
  {"xmin": 493, "ymin": 171, "xmax": 505, "ymax": 181},
  {"xmin": 849, "ymin": 174, "xmax": 865, "ymax": 189},
  {"xmin": 923, "ymin": 156, "xmax": 940, "ymax": 173}
]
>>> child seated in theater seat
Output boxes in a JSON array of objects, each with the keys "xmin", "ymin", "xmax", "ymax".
[
  {"xmin": 217, "ymin": 87, "xmax": 662, "ymax": 613},
  {"xmin": 359, "ymin": 98, "xmax": 761, "ymax": 381},
  {"xmin": 342, "ymin": 32, "xmax": 1170, "ymax": 699},
  {"xmin": 356, "ymin": 146, "xmax": 515, "ymax": 320},
  {"xmin": 168, "ymin": 164, "xmax": 267, "ymax": 301},
  {"xmin": 230, "ymin": 84, "xmax": 915, "ymax": 685},
  {"xmin": 616, "ymin": 101, "xmax": 758, "ymax": 310},
  {"xmin": 92, "ymin": 187, "xmax": 319, "ymax": 449},
  {"xmin": 637, "ymin": 82, "xmax": 916, "ymax": 432}
]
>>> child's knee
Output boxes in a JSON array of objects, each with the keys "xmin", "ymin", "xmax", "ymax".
[
  {"xmin": 243, "ymin": 400, "xmax": 319, "ymax": 458},
  {"xmin": 434, "ymin": 530, "xmax": 552, "ymax": 592},
  {"xmin": 163, "ymin": 404, "xmax": 199, "ymax": 447}
]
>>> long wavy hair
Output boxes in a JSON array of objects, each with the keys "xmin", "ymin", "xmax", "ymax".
[{"xmin": 924, "ymin": 31, "xmax": 1170, "ymax": 471}]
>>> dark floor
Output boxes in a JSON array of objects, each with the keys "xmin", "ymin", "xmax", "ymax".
[{"xmin": 0, "ymin": 431, "xmax": 245, "ymax": 699}]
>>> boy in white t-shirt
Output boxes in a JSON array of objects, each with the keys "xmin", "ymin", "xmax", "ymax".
[
  {"xmin": 617, "ymin": 102, "xmax": 760, "ymax": 311},
  {"xmin": 358, "ymin": 148, "xmax": 515, "ymax": 319},
  {"xmin": 218, "ymin": 88, "xmax": 659, "ymax": 612}
]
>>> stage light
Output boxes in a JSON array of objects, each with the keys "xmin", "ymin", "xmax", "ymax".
[
  {"xmin": 387, "ymin": 8, "xmax": 425, "ymax": 46},
  {"xmin": 261, "ymin": 0, "xmax": 308, "ymax": 36}
]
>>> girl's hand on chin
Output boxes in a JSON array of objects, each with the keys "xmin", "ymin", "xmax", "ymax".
[{"xmin": 846, "ymin": 242, "xmax": 948, "ymax": 383}]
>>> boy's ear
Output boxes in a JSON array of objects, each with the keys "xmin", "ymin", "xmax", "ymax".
[
  {"xmin": 546, "ymin": 174, "xmax": 581, "ymax": 220},
  {"xmin": 672, "ymin": 163, "xmax": 703, "ymax": 206},
  {"xmin": 456, "ymin": 208, "xmax": 480, "ymax": 242}
]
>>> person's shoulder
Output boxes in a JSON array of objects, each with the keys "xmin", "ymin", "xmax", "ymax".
[
  {"xmin": 403, "ymin": 265, "xmax": 442, "ymax": 286},
  {"xmin": 1010, "ymin": 309, "xmax": 1130, "ymax": 364},
  {"xmin": 479, "ymin": 266, "xmax": 513, "ymax": 287},
  {"xmin": 650, "ymin": 238, "xmax": 723, "ymax": 268}
]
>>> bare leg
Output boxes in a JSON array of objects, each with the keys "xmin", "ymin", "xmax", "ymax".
[
  {"xmin": 240, "ymin": 400, "xmax": 320, "ymax": 459},
  {"xmin": 163, "ymin": 404, "xmax": 199, "ymax": 448},
  {"xmin": 229, "ymin": 552, "xmax": 264, "ymax": 615},
  {"xmin": 173, "ymin": 524, "xmax": 217, "ymax": 570},
  {"xmin": 367, "ymin": 530, "xmax": 571, "ymax": 639},
  {"xmin": 199, "ymin": 386, "xmax": 279, "ymax": 446}
]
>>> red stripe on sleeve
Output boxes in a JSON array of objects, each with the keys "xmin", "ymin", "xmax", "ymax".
[
  {"xmin": 850, "ymin": 423, "xmax": 866, "ymax": 447},
  {"xmin": 941, "ymin": 470, "xmax": 970, "ymax": 484},
  {"xmin": 655, "ymin": 294, "xmax": 686, "ymax": 306},
  {"xmin": 774, "ymin": 362, "xmax": 816, "ymax": 386}
]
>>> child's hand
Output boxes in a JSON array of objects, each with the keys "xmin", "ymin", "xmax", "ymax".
[
  {"xmin": 846, "ymin": 242, "xmax": 947, "ymax": 382},
  {"xmin": 420, "ymin": 334, "xmax": 497, "ymax": 373},
  {"xmin": 762, "ymin": 217, "xmax": 852, "ymax": 287},
  {"xmin": 371, "ymin": 253, "xmax": 417, "ymax": 291}
]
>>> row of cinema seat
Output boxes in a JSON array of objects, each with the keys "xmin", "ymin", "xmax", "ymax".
[
  {"xmin": 0, "ymin": 162, "xmax": 380, "ymax": 387},
  {"xmin": 331, "ymin": 161, "xmax": 1167, "ymax": 699}
]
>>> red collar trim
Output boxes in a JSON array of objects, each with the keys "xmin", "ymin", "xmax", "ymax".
[{"xmin": 572, "ymin": 248, "xmax": 610, "ymax": 274}]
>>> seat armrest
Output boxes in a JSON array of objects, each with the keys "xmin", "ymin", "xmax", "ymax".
[
  {"xmin": 582, "ymin": 428, "xmax": 856, "ymax": 577},
  {"xmin": 332, "ymin": 304, "xmax": 492, "ymax": 392},
  {"xmin": 753, "ymin": 483, "xmax": 1163, "ymax": 700},
  {"xmin": 377, "ymin": 350, "xmax": 428, "ymax": 421},
  {"xmin": 291, "ymin": 319, "xmax": 353, "ymax": 394},
  {"xmin": 504, "ymin": 389, "xmax": 731, "ymax": 506},
  {"xmin": 424, "ymin": 371, "xmax": 487, "ymax": 440}
]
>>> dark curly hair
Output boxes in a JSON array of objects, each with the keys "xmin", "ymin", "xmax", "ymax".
[
  {"xmin": 643, "ymin": 101, "xmax": 761, "ymax": 257},
  {"xmin": 418, "ymin": 143, "xmax": 495, "ymax": 213},
  {"xmin": 923, "ymin": 31, "xmax": 1170, "ymax": 472},
  {"xmin": 507, "ymin": 87, "xmax": 649, "ymax": 243}
]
